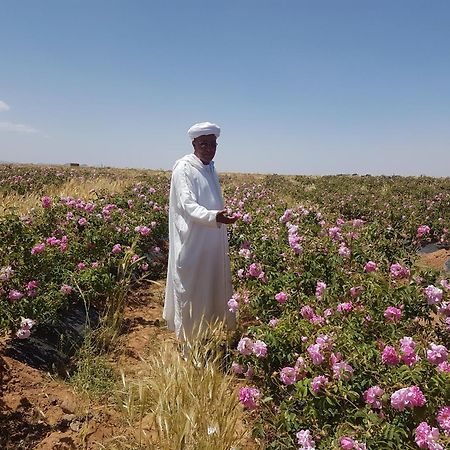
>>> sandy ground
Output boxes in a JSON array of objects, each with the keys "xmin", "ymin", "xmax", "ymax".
[{"xmin": 416, "ymin": 247, "xmax": 450, "ymax": 273}]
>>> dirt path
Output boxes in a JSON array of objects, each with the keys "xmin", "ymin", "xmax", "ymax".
[{"xmin": 416, "ymin": 247, "xmax": 450, "ymax": 273}]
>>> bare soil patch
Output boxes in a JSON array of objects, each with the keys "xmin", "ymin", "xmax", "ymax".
[{"xmin": 416, "ymin": 247, "xmax": 450, "ymax": 274}]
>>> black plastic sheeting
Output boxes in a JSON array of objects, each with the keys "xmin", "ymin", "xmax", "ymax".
[{"xmin": 5, "ymin": 302, "xmax": 99, "ymax": 375}]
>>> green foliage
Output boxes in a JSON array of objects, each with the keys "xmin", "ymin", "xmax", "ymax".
[{"xmin": 69, "ymin": 335, "xmax": 117, "ymax": 400}]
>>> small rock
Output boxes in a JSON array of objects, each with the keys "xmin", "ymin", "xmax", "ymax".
[
  {"xmin": 61, "ymin": 413, "xmax": 76, "ymax": 422},
  {"xmin": 70, "ymin": 420, "xmax": 82, "ymax": 432},
  {"xmin": 60, "ymin": 395, "xmax": 77, "ymax": 414}
]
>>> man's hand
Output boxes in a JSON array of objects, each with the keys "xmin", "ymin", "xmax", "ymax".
[{"xmin": 216, "ymin": 209, "xmax": 238, "ymax": 224}]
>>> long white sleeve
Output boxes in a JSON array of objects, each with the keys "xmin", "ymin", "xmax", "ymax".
[{"xmin": 173, "ymin": 162, "xmax": 219, "ymax": 227}]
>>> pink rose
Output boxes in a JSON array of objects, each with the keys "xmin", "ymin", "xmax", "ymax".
[
  {"xmin": 275, "ymin": 291, "xmax": 289, "ymax": 304},
  {"xmin": 239, "ymin": 386, "xmax": 260, "ymax": 409},
  {"xmin": 391, "ymin": 386, "xmax": 426, "ymax": 411},
  {"xmin": 8, "ymin": 290, "xmax": 24, "ymax": 301},
  {"xmin": 237, "ymin": 337, "xmax": 254, "ymax": 356},
  {"xmin": 279, "ymin": 367, "xmax": 298, "ymax": 385},
  {"xmin": 311, "ymin": 375, "xmax": 329, "ymax": 393},
  {"xmin": 60, "ymin": 284, "xmax": 72, "ymax": 294},
  {"xmin": 340, "ymin": 437, "xmax": 355, "ymax": 449},
  {"xmin": 364, "ymin": 261, "xmax": 377, "ymax": 272},
  {"xmin": 381, "ymin": 346, "xmax": 400, "ymax": 366},
  {"xmin": 252, "ymin": 340, "xmax": 268, "ymax": 358},
  {"xmin": 426, "ymin": 343, "xmax": 448, "ymax": 365},
  {"xmin": 315, "ymin": 281, "xmax": 326, "ymax": 299},
  {"xmin": 31, "ymin": 243, "xmax": 45, "ymax": 255},
  {"xmin": 112, "ymin": 244, "xmax": 122, "ymax": 254},
  {"xmin": 228, "ymin": 298, "xmax": 239, "ymax": 313},
  {"xmin": 417, "ymin": 225, "xmax": 431, "ymax": 238},
  {"xmin": 384, "ymin": 306, "xmax": 402, "ymax": 322},
  {"xmin": 41, "ymin": 196, "xmax": 52, "ymax": 208}
]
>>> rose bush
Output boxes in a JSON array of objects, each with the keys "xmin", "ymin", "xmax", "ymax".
[
  {"xmin": 0, "ymin": 167, "xmax": 169, "ymax": 334},
  {"xmin": 225, "ymin": 175, "xmax": 450, "ymax": 449}
]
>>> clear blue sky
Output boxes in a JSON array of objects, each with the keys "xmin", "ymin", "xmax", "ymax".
[{"xmin": 1, "ymin": 0, "xmax": 449, "ymax": 176}]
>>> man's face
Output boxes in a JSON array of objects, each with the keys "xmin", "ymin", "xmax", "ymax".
[{"xmin": 192, "ymin": 134, "xmax": 218, "ymax": 164}]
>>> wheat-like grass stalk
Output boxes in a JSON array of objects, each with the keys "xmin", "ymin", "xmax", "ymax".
[{"xmin": 118, "ymin": 322, "xmax": 249, "ymax": 450}]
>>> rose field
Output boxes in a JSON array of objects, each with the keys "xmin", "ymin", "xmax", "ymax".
[{"xmin": 1, "ymin": 163, "xmax": 449, "ymax": 450}]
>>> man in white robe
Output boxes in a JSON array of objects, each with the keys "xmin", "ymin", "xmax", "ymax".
[{"xmin": 163, "ymin": 122, "xmax": 237, "ymax": 342}]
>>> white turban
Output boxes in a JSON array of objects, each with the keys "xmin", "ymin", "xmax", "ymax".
[{"xmin": 187, "ymin": 122, "xmax": 221, "ymax": 140}]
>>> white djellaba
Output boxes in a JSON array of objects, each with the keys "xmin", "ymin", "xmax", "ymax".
[{"xmin": 163, "ymin": 149, "xmax": 236, "ymax": 343}]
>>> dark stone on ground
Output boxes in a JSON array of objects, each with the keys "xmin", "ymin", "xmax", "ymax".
[{"xmin": 418, "ymin": 243, "xmax": 442, "ymax": 254}]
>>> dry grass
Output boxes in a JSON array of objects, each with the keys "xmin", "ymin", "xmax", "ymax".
[
  {"xmin": 117, "ymin": 323, "xmax": 251, "ymax": 450},
  {"xmin": 0, "ymin": 163, "xmax": 171, "ymax": 216},
  {"xmin": 1, "ymin": 192, "xmax": 42, "ymax": 216},
  {"xmin": 0, "ymin": 176, "xmax": 131, "ymax": 216}
]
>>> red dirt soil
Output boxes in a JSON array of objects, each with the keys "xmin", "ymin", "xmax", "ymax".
[{"xmin": 416, "ymin": 248, "xmax": 450, "ymax": 273}]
